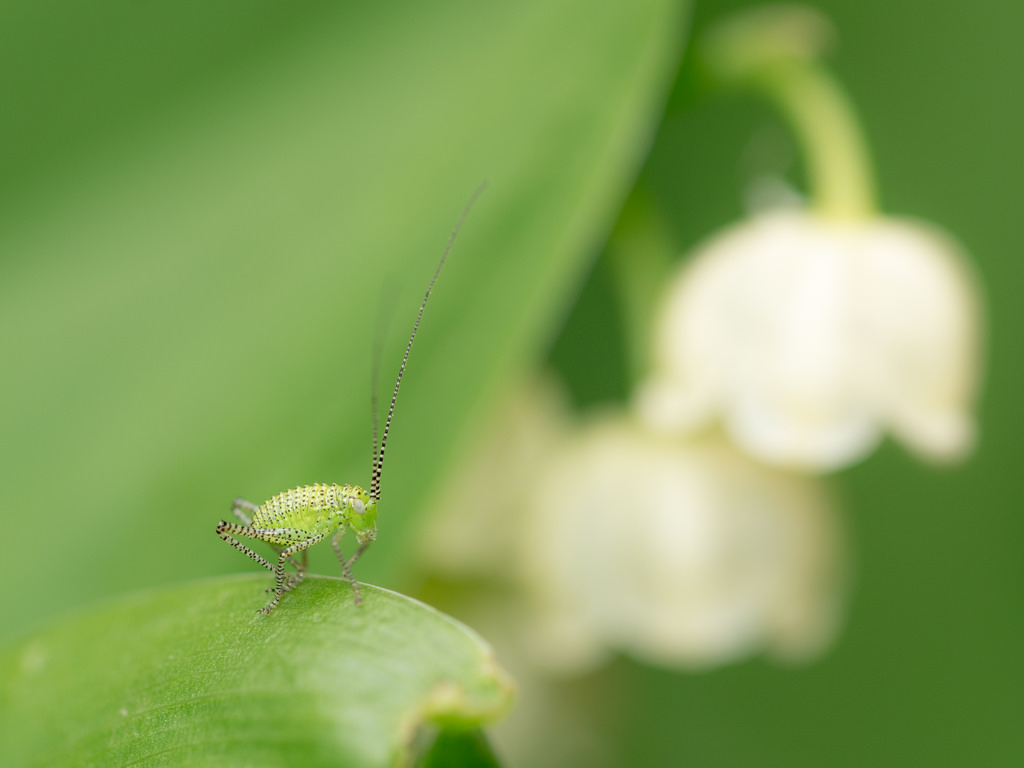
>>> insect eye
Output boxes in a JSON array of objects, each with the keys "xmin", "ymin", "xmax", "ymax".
[{"xmin": 351, "ymin": 498, "xmax": 366, "ymax": 515}]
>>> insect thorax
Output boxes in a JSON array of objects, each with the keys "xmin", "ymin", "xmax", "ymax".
[{"xmin": 251, "ymin": 483, "xmax": 365, "ymax": 529}]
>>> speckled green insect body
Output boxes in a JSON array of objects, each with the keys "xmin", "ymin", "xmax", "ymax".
[
  {"xmin": 217, "ymin": 186, "xmax": 484, "ymax": 614},
  {"xmin": 252, "ymin": 484, "xmax": 376, "ymax": 543},
  {"xmin": 217, "ymin": 483, "xmax": 377, "ymax": 613}
]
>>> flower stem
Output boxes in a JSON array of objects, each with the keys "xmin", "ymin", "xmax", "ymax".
[
  {"xmin": 759, "ymin": 62, "xmax": 876, "ymax": 220},
  {"xmin": 700, "ymin": 6, "xmax": 877, "ymax": 221}
]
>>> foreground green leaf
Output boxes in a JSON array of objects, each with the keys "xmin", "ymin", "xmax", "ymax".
[{"xmin": 0, "ymin": 576, "xmax": 514, "ymax": 768}]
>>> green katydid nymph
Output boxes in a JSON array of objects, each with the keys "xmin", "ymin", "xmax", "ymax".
[{"xmin": 217, "ymin": 186, "xmax": 486, "ymax": 614}]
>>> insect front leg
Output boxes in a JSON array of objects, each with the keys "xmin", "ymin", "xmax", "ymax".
[
  {"xmin": 345, "ymin": 542, "xmax": 371, "ymax": 603},
  {"xmin": 331, "ymin": 530, "xmax": 366, "ymax": 606},
  {"xmin": 346, "ymin": 541, "xmax": 370, "ymax": 572},
  {"xmin": 330, "ymin": 530, "xmax": 358, "ymax": 603},
  {"xmin": 261, "ymin": 533, "xmax": 326, "ymax": 615}
]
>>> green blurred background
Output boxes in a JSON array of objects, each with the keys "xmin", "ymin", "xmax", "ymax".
[{"xmin": 2, "ymin": 0, "xmax": 1022, "ymax": 766}]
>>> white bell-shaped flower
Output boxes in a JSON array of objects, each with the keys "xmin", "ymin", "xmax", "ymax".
[
  {"xmin": 522, "ymin": 417, "xmax": 844, "ymax": 672},
  {"xmin": 639, "ymin": 210, "xmax": 981, "ymax": 470}
]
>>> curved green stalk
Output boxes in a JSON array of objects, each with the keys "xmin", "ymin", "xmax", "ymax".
[
  {"xmin": 700, "ymin": 5, "xmax": 877, "ymax": 220},
  {"xmin": 758, "ymin": 62, "xmax": 876, "ymax": 220}
]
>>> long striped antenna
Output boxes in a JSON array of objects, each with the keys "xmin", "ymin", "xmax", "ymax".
[
  {"xmin": 370, "ymin": 182, "xmax": 487, "ymax": 502},
  {"xmin": 369, "ymin": 282, "xmax": 394, "ymax": 507}
]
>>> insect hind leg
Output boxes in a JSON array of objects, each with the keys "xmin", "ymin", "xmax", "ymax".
[
  {"xmin": 216, "ymin": 520, "xmax": 274, "ymax": 572},
  {"xmin": 217, "ymin": 521, "xmax": 308, "ymax": 597},
  {"xmin": 228, "ymin": 503, "xmax": 308, "ymax": 583}
]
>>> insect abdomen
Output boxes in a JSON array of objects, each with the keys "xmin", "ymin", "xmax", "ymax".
[{"xmin": 252, "ymin": 483, "xmax": 348, "ymax": 528}]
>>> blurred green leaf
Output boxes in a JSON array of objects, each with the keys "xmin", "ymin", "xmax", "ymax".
[
  {"xmin": 0, "ymin": 0, "xmax": 687, "ymax": 643},
  {"xmin": 0, "ymin": 576, "xmax": 513, "ymax": 768}
]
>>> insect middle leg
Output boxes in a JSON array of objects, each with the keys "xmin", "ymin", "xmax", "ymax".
[
  {"xmin": 270, "ymin": 549, "xmax": 308, "ymax": 595},
  {"xmin": 262, "ymin": 534, "xmax": 326, "ymax": 615}
]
